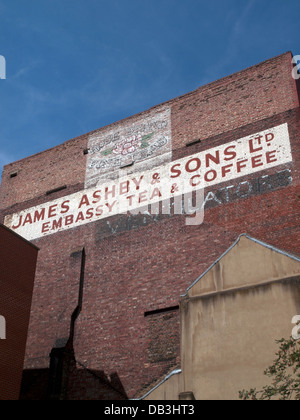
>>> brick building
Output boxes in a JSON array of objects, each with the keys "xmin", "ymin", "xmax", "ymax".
[
  {"xmin": 0, "ymin": 51, "xmax": 299, "ymax": 399},
  {"xmin": 0, "ymin": 224, "xmax": 38, "ymax": 400}
]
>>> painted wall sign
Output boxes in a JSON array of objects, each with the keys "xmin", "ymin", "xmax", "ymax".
[
  {"xmin": 4, "ymin": 123, "xmax": 292, "ymax": 241},
  {"xmin": 95, "ymin": 169, "xmax": 293, "ymax": 240},
  {"xmin": 85, "ymin": 106, "xmax": 172, "ymax": 188}
]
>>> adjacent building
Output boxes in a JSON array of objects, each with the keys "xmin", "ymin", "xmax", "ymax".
[
  {"xmin": 0, "ymin": 51, "xmax": 299, "ymax": 399},
  {"xmin": 0, "ymin": 224, "xmax": 38, "ymax": 400}
]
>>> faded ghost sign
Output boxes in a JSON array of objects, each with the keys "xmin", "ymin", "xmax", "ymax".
[
  {"xmin": 4, "ymin": 123, "xmax": 293, "ymax": 241},
  {"xmin": 85, "ymin": 106, "xmax": 172, "ymax": 188}
]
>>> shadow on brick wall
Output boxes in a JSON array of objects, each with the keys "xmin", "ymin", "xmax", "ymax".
[
  {"xmin": 20, "ymin": 346, "xmax": 128, "ymax": 400},
  {"xmin": 20, "ymin": 246, "xmax": 128, "ymax": 400}
]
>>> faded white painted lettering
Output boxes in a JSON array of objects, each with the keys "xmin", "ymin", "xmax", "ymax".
[{"xmin": 85, "ymin": 106, "xmax": 172, "ymax": 188}]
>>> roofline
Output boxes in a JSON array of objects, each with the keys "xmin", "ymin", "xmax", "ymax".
[
  {"xmin": 132, "ymin": 369, "xmax": 182, "ymax": 401},
  {"xmin": 140, "ymin": 232, "xmax": 300, "ymax": 400},
  {"xmin": 0, "ymin": 222, "xmax": 40, "ymax": 251},
  {"xmin": 2, "ymin": 52, "xmax": 293, "ymax": 169},
  {"xmin": 181, "ymin": 233, "xmax": 300, "ymax": 297}
]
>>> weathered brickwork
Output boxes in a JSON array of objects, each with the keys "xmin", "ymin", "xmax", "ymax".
[
  {"xmin": 1, "ymin": 52, "xmax": 298, "ymax": 210},
  {"xmin": 0, "ymin": 52, "xmax": 299, "ymax": 399},
  {"xmin": 0, "ymin": 225, "xmax": 38, "ymax": 400}
]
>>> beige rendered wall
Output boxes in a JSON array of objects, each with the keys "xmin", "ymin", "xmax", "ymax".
[{"xmin": 144, "ymin": 236, "xmax": 300, "ymax": 400}]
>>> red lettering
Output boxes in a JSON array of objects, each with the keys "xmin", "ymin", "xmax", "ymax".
[
  {"xmin": 150, "ymin": 188, "xmax": 162, "ymax": 200},
  {"xmin": 126, "ymin": 195, "xmax": 135, "ymax": 206},
  {"xmin": 221, "ymin": 164, "xmax": 233, "ymax": 178},
  {"xmin": 170, "ymin": 163, "xmax": 181, "ymax": 178},
  {"xmin": 265, "ymin": 133, "xmax": 274, "ymax": 144},
  {"xmin": 139, "ymin": 190, "xmax": 147, "ymax": 203},
  {"xmin": 60, "ymin": 201, "xmax": 70, "ymax": 214},
  {"xmin": 95, "ymin": 205, "xmax": 103, "ymax": 216},
  {"xmin": 92, "ymin": 190, "xmax": 101, "ymax": 203},
  {"xmin": 266, "ymin": 150, "xmax": 277, "ymax": 164},
  {"xmin": 204, "ymin": 170, "xmax": 217, "ymax": 182},
  {"xmin": 205, "ymin": 151, "xmax": 220, "ymax": 168},
  {"xmin": 224, "ymin": 145, "xmax": 237, "ymax": 161},
  {"xmin": 190, "ymin": 175, "xmax": 201, "ymax": 187},
  {"xmin": 12, "ymin": 215, "xmax": 23, "ymax": 229},
  {"xmin": 75, "ymin": 212, "xmax": 85, "ymax": 223},
  {"xmin": 249, "ymin": 135, "xmax": 263, "ymax": 153},
  {"xmin": 185, "ymin": 158, "xmax": 201, "ymax": 173},
  {"xmin": 132, "ymin": 176, "xmax": 144, "ymax": 191},
  {"xmin": 23, "ymin": 213, "xmax": 33, "ymax": 226},
  {"xmin": 33, "ymin": 208, "xmax": 45, "ymax": 222},
  {"xmin": 237, "ymin": 159, "xmax": 248, "ymax": 173},
  {"xmin": 52, "ymin": 218, "xmax": 62, "ymax": 230},
  {"xmin": 105, "ymin": 185, "xmax": 116, "ymax": 200},
  {"xmin": 65, "ymin": 215, "xmax": 74, "ymax": 226},
  {"xmin": 86, "ymin": 208, "xmax": 94, "ymax": 219},
  {"xmin": 106, "ymin": 201, "xmax": 116, "ymax": 213},
  {"xmin": 78, "ymin": 194, "xmax": 90, "ymax": 208},
  {"xmin": 119, "ymin": 181, "xmax": 129, "ymax": 195},
  {"xmin": 48, "ymin": 204, "xmax": 58, "ymax": 218},
  {"xmin": 251, "ymin": 154, "xmax": 263, "ymax": 168},
  {"xmin": 42, "ymin": 222, "xmax": 50, "ymax": 233}
]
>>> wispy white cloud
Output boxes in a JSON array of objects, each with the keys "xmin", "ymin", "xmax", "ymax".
[
  {"xmin": 198, "ymin": 0, "xmax": 257, "ymax": 86},
  {"xmin": 224, "ymin": 1, "xmax": 257, "ymax": 65},
  {"xmin": 10, "ymin": 60, "xmax": 43, "ymax": 80}
]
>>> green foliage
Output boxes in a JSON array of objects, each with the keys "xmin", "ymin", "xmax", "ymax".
[
  {"xmin": 239, "ymin": 337, "xmax": 300, "ymax": 400},
  {"xmin": 101, "ymin": 147, "xmax": 114, "ymax": 156},
  {"xmin": 141, "ymin": 132, "xmax": 154, "ymax": 142}
]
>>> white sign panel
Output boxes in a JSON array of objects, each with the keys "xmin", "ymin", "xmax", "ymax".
[
  {"xmin": 4, "ymin": 123, "xmax": 292, "ymax": 241},
  {"xmin": 85, "ymin": 106, "xmax": 172, "ymax": 188}
]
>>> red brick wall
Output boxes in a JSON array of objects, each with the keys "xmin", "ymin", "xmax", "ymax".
[
  {"xmin": 0, "ymin": 52, "xmax": 299, "ymax": 399},
  {"xmin": 1, "ymin": 52, "xmax": 298, "ymax": 210},
  {"xmin": 0, "ymin": 134, "xmax": 88, "ymax": 211},
  {"xmin": 0, "ymin": 225, "xmax": 38, "ymax": 400},
  {"xmin": 171, "ymin": 52, "xmax": 299, "ymax": 149},
  {"xmin": 9, "ymin": 107, "xmax": 299, "ymax": 399}
]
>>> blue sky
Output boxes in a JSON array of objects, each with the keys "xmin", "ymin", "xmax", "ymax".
[{"xmin": 0, "ymin": 0, "xmax": 299, "ymax": 176}]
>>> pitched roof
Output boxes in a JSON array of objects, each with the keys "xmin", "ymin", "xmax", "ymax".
[{"xmin": 182, "ymin": 233, "xmax": 300, "ymax": 297}]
